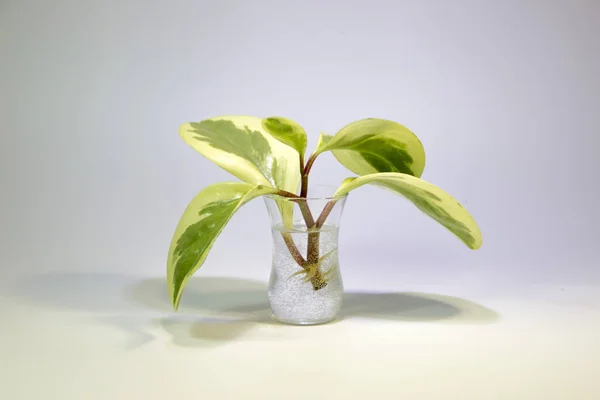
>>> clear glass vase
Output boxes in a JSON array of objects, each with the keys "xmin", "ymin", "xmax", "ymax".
[{"xmin": 263, "ymin": 186, "xmax": 348, "ymax": 325}]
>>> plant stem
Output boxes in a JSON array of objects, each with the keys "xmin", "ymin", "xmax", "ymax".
[
  {"xmin": 300, "ymin": 152, "xmax": 318, "ymax": 198},
  {"xmin": 298, "ymin": 204, "xmax": 326, "ymax": 290},
  {"xmin": 304, "ymin": 200, "xmax": 340, "ymax": 290},
  {"xmin": 299, "ymin": 154, "xmax": 305, "ymax": 176},
  {"xmin": 300, "ymin": 175, "xmax": 308, "ymax": 197},
  {"xmin": 275, "ymin": 189, "xmax": 299, "ymax": 198},
  {"xmin": 306, "ymin": 230, "xmax": 326, "ymax": 289},
  {"xmin": 315, "ymin": 199, "xmax": 337, "ymax": 228},
  {"xmin": 296, "ymin": 200, "xmax": 315, "ymax": 227},
  {"xmin": 279, "ymin": 224, "xmax": 325, "ymax": 290},
  {"xmin": 276, "ymin": 155, "xmax": 332, "ymax": 290},
  {"xmin": 277, "ymin": 189, "xmax": 326, "ymax": 289},
  {"xmin": 300, "ymin": 152, "xmax": 328, "ymax": 289},
  {"xmin": 304, "ymin": 152, "xmax": 329, "ymax": 289},
  {"xmin": 281, "ymin": 232, "xmax": 306, "ymax": 266},
  {"xmin": 276, "ymin": 189, "xmax": 316, "ymax": 226},
  {"xmin": 304, "ymin": 153, "xmax": 318, "ymax": 176}
]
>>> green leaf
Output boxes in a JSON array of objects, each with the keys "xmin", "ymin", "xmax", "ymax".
[
  {"xmin": 315, "ymin": 132, "xmax": 332, "ymax": 151},
  {"xmin": 179, "ymin": 116, "xmax": 301, "ymax": 194},
  {"xmin": 167, "ymin": 182, "xmax": 278, "ymax": 310},
  {"xmin": 316, "ymin": 118, "xmax": 426, "ymax": 178},
  {"xmin": 262, "ymin": 116, "xmax": 308, "ymax": 159},
  {"xmin": 334, "ymin": 173, "xmax": 482, "ymax": 249}
]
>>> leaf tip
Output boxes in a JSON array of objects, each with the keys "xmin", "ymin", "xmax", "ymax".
[{"xmin": 171, "ymin": 289, "xmax": 182, "ymax": 311}]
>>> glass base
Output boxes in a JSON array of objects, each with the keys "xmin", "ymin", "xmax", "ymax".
[{"xmin": 271, "ymin": 314, "xmax": 339, "ymax": 326}]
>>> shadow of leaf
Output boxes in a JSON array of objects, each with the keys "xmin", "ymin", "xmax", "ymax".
[
  {"xmin": 124, "ymin": 276, "xmax": 269, "ymax": 316},
  {"xmin": 95, "ymin": 315, "xmax": 157, "ymax": 349},
  {"xmin": 156, "ymin": 316, "xmax": 273, "ymax": 348}
]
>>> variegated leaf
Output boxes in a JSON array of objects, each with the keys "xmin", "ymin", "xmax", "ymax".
[
  {"xmin": 167, "ymin": 182, "xmax": 278, "ymax": 309},
  {"xmin": 334, "ymin": 173, "xmax": 482, "ymax": 249},
  {"xmin": 262, "ymin": 116, "xmax": 308, "ymax": 159},
  {"xmin": 179, "ymin": 116, "xmax": 301, "ymax": 194},
  {"xmin": 316, "ymin": 118, "xmax": 426, "ymax": 178}
]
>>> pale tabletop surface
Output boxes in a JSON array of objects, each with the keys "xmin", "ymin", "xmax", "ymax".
[{"xmin": 2, "ymin": 270, "xmax": 599, "ymax": 400}]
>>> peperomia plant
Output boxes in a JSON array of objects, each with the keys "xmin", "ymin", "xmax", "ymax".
[{"xmin": 167, "ymin": 116, "xmax": 482, "ymax": 310}]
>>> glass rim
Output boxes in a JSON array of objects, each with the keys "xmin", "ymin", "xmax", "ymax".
[
  {"xmin": 264, "ymin": 192, "xmax": 349, "ymax": 201},
  {"xmin": 264, "ymin": 183, "xmax": 349, "ymax": 201}
]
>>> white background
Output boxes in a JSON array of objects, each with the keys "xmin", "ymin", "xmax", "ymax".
[{"xmin": 1, "ymin": 0, "xmax": 599, "ymax": 399}]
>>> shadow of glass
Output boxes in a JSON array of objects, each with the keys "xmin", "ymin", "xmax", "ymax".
[{"xmin": 342, "ymin": 292, "xmax": 499, "ymax": 324}]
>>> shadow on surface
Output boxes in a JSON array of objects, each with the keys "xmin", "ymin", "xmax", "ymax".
[
  {"xmin": 342, "ymin": 292, "xmax": 498, "ymax": 323},
  {"xmin": 6, "ymin": 272, "xmax": 140, "ymax": 312},
  {"xmin": 126, "ymin": 276, "xmax": 270, "ymax": 316},
  {"xmin": 8, "ymin": 273, "xmax": 499, "ymax": 347},
  {"xmin": 5, "ymin": 273, "xmax": 276, "ymax": 348},
  {"xmin": 127, "ymin": 277, "xmax": 279, "ymax": 348},
  {"xmin": 156, "ymin": 315, "xmax": 286, "ymax": 348},
  {"xmin": 128, "ymin": 277, "xmax": 499, "ymax": 324}
]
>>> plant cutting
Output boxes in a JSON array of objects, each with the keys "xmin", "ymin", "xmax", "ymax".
[{"xmin": 167, "ymin": 116, "xmax": 482, "ymax": 325}]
